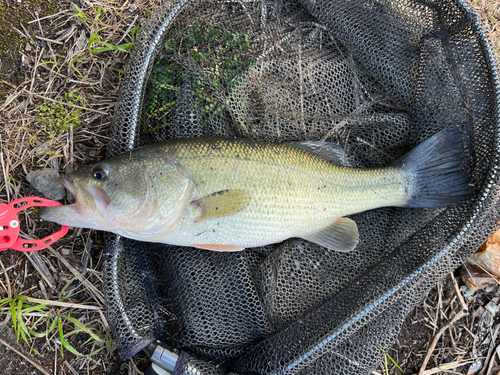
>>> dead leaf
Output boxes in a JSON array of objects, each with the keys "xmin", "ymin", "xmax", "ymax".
[{"xmin": 462, "ymin": 228, "xmax": 500, "ymax": 290}]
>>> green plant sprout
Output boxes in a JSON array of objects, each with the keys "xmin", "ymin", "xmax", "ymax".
[
  {"xmin": 378, "ymin": 346, "xmax": 403, "ymax": 374},
  {"xmin": 93, "ymin": 6, "xmax": 106, "ymax": 25},
  {"xmin": 70, "ymin": 56, "xmax": 86, "ymax": 77},
  {"xmin": 88, "ymin": 25, "xmax": 138, "ymax": 54},
  {"xmin": 0, "ymin": 176, "xmax": 13, "ymax": 192},
  {"xmin": 385, "ymin": 351, "xmax": 403, "ymax": 373},
  {"xmin": 0, "ymin": 295, "xmax": 112, "ymax": 357},
  {"xmin": 36, "ymin": 91, "xmax": 85, "ymax": 138},
  {"xmin": 71, "ymin": 3, "xmax": 88, "ymax": 23},
  {"xmin": 68, "ymin": 4, "xmax": 141, "ymax": 78},
  {"xmin": 35, "ymin": 61, "xmax": 57, "ymax": 69}
]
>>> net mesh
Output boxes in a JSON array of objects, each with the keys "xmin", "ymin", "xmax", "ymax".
[{"xmin": 102, "ymin": 0, "xmax": 500, "ymax": 373}]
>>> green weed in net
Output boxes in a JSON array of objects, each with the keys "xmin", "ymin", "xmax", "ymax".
[{"xmin": 141, "ymin": 24, "xmax": 256, "ymax": 132}]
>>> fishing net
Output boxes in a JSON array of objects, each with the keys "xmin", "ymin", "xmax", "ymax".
[{"xmin": 102, "ymin": 0, "xmax": 500, "ymax": 373}]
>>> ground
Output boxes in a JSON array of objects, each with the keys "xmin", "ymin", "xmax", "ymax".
[{"xmin": 0, "ymin": 0, "xmax": 500, "ymax": 375}]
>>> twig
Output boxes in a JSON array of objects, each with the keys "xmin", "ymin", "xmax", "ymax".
[
  {"xmin": 24, "ymin": 252, "xmax": 55, "ymax": 289},
  {"xmin": 98, "ymin": 309, "xmax": 110, "ymax": 330},
  {"xmin": 417, "ymin": 359, "xmax": 479, "ymax": 375},
  {"xmin": 116, "ymin": 14, "xmax": 139, "ymax": 45},
  {"xmin": 462, "ymin": 323, "xmax": 476, "ymax": 339},
  {"xmin": 28, "ymin": 47, "xmax": 44, "ymax": 109},
  {"xmin": 53, "ymin": 342, "xmax": 57, "ymax": 375},
  {"xmin": 39, "ymin": 280, "xmax": 47, "ymax": 299},
  {"xmin": 130, "ymin": 358, "xmax": 144, "ymax": 375},
  {"xmin": 0, "ymin": 80, "xmax": 16, "ymax": 89},
  {"xmin": 82, "ymin": 130, "xmax": 111, "ymax": 140},
  {"xmin": 479, "ymin": 324, "xmax": 500, "ymax": 375},
  {"xmin": 469, "ymin": 258, "xmax": 500, "ymax": 285},
  {"xmin": 0, "ymin": 135, "xmax": 10, "ymax": 202},
  {"xmin": 418, "ymin": 309, "xmax": 468, "ymax": 375},
  {"xmin": 448, "ymin": 326, "xmax": 457, "ymax": 352},
  {"xmin": 64, "ymin": 361, "xmax": 79, "ymax": 375},
  {"xmin": 47, "ymin": 246, "xmax": 105, "ymax": 305},
  {"xmin": 81, "ymin": 236, "xmax": 92, "ymax": 274},
  {"xmin": 0, "ymin": 264, "xmax": 16, "ymax": 276},
  {"xmin": 20, "ymin": 23, "xmax": 36, "ymax": 45},
  {"xmin": 0, "ymin": 311, "xmax": 51, "ymax": 317},
  {"xmin": 450, "ymin": 272, "xmax": 468, "ymax": 311},
  {"xmin": 12, "ymin": 26, "xmax": 29, "ymax": 41},
  {"xmin": 0, "ymin": 337, "xmax": 51, "ymax": 375},
  {"xmin": 28, "ymin": 10, "xmax": 68, "ymax": 24},
  {"xmin": 0, "ymin": 278, "xmax": 8, "ymax": 298},
  {"xmin": 22, "ymin": 90, "xmax": 109, "ymax": 115},
  {"xmin": 25, "ymin": 297, "xmax": 101, "ymax": 311},
  {"xmin": 491, "ymin": 345, "xmax": 500, "ymax": 374},
  {"xmin": 35, "ymin": 35, "xmax": 64, "ymax": 45},
  {"xmin": 0, "ymin": 259, "xmax": 12, "ymax": 299}
]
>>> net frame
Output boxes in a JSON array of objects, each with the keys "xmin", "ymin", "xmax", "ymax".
[{"xmin": 101, "ymin": 0, "xmax": 500, "ymax": 373}]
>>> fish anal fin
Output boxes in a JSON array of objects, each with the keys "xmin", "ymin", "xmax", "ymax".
[
  {"xmin": 191, "ymin": 189, "xmax": 251, "ymax": 223},
  {"xmin": 192, "ymin": 244, "xmax": 245, "ymax": 252},
  {"xmin": 302, "ymin": 217, "xmax": 359, "ymax": 252}
]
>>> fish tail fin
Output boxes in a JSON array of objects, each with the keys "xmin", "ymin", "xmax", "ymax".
[{"xmin": 397, "ymin": 128, "xmax": 473, "ymax": 208}]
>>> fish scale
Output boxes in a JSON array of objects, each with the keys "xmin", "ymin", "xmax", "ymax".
[{"xmin": 144, "ymin": 138, "xmax": 409, "ymax": 248}]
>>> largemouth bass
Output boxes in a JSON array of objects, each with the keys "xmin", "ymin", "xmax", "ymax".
[{"xmin": 40, "ymin": 128, "xmax": 472, "ymax": 252}]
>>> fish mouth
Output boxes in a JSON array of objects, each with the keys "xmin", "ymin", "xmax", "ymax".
[
  {"xmin": 40, "ymin": 203, "xmax": 84, "ymax": 227},
  {"xmin": 58, "ymin": 174, "xmax": 76, "ymax": 197},
  {"xmin": 39, "ymin": 174, "xmax": 110, "ymax": 230}
]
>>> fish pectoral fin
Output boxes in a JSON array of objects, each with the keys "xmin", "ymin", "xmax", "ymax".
[
  {"xmin": 191, "ymin": 189, "xmax": 251, "ymax": 223},
  {"xmin": 192, "ymin": 244, "xmax": 245, "ymax": 252},
  {"xmin": 302, "ymin": 217, "xmax": 359, "ymax": 252}
]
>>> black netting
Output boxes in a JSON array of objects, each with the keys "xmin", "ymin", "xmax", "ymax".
[{"xmin": 102, "ymin": 0, "xmax": 500, "ymax": 373}]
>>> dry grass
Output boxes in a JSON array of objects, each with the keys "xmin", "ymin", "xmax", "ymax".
[
  {"xmin": 472, "ymin": 0, "xmax": 500, "ymax": 57},
  {"xmin": 0, "ymin": 1, "xmax": 161, "ymax": 374},
  {"xmin": 1, "ymin": 0, "xmax": 160, "ymax": 186},
  {"xmin": 375, "ymin": 274, "xmax": 500, "ymax": 375}
]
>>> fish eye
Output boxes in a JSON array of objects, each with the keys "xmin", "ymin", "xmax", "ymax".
[{"xmin": 92, "ymin": 167, "xmax": 108, "ymax": 180}]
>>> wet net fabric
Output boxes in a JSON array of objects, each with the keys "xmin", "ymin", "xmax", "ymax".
[{"xmin": 102, "ymin": 0, "xmax": 500, "ymax": 374}]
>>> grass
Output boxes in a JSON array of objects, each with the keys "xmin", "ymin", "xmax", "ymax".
[
  {"xmin": 0, "ymin": 294, "xmax": 112, "ymax": 358},
  {"xmin": 69, "ymin": 5, "xmax": 141, "ymax": 80},
  {"xmin": 0, "ymin": 0, "xmax": 161, "ymax": 373},
  {"xmin": 36, "ymin": 91, "xmax": 86, "ymax": 138},
  {"xmin": 471, "ymin": 0, "xmax": 500, "ymax": 57},
  {"xmin": 71, "ymin": 3, "xmax": 88, "ymax": 23},
  {"xmin": 384, "ymin": 351, "xmax": 403, "ymax": 374}
]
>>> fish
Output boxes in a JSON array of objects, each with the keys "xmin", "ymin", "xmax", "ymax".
[{"xmin": 40, "ymin": 128, "xmax": 472, "ymax": 252}]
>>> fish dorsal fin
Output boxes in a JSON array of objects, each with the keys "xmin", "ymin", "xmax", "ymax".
[
  {"xmin": 287, "ymin": 141, "xmax": 351, "ymax": 166},
  {"xmin": 302, "ymin": 217, "xmax": 359, "ymax": 252},
  {"xmin": 191, "ymin": 189, "xmax": 251, "ymax": 223}
]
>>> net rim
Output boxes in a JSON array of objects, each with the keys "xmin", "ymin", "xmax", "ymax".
[{"xmin": 104, "ymin": 0, "xmax": 500, "ymax": 365}]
